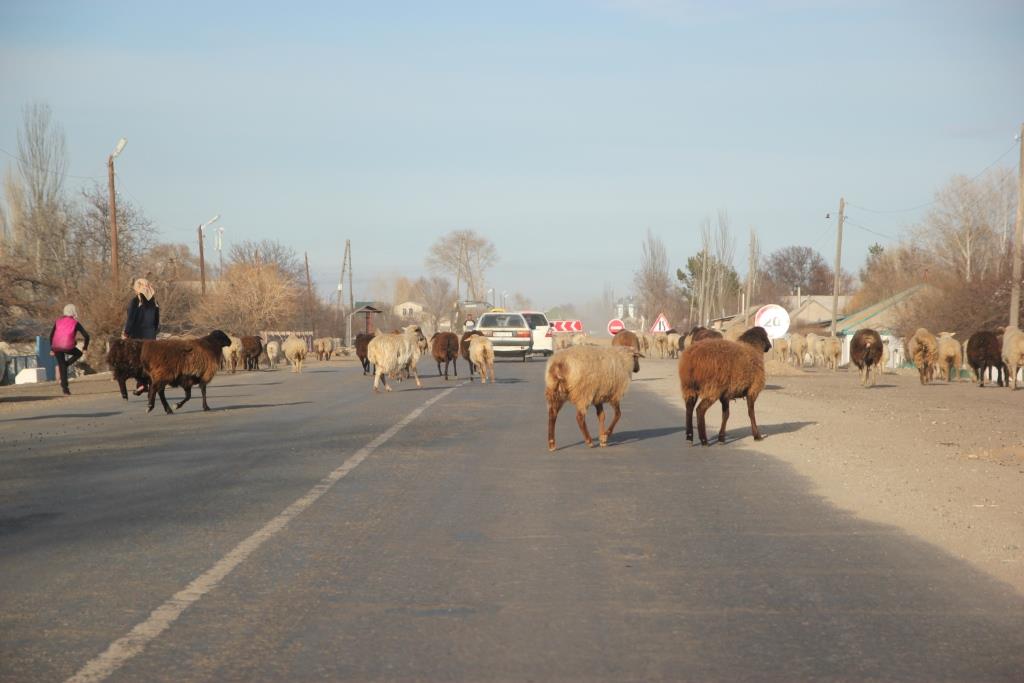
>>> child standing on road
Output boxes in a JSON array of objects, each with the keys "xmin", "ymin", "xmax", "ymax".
[{"xmin": 49, "ymin": 304, "xmax": 90, "ymax": 395}]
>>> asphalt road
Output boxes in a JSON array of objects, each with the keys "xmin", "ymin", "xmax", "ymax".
[{"xmin": 2, "ymin": 359, "xmax": 1023, "ymax": 682}]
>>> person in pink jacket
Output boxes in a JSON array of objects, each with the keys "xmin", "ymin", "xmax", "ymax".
[{"xmin": 49, "ymin": 304, "xmax": 91, "ymax": 395}]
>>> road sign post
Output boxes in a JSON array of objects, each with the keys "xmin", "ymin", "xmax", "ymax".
[{"xmin": 607, "ymin": 319, "xmax": 625, "ymax": 336}]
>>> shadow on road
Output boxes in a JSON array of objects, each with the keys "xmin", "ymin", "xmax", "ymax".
[
  {"xmin": 0, "ymin": 411, "xmax": 122, "ymax": 423},
  {"xmin": 212, "ymin": 401, "xmax": 313, "ymax": 412},
  {"xmin": 213, "ymin": 381, "xmax": 284, "ymax": 389},
  {"xmin": 610, "ymin": 425, "xmax": 686, "ymax": 444},
  {"xmin": 0, "ymin": 396, "xmax": 62, "ymax": 404}
]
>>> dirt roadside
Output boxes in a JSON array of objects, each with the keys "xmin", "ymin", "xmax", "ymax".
[{"xmin": 632, "ymin": 356, "xmax": 1024, "ymax": 594}]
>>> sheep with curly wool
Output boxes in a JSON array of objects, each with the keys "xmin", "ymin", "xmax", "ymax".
[
  {"xmin": 367, "ymin": 324, "xmax": 425, "ymax": 392},
  {"xmin": 822, "ymin": 336, "xmax": 842, "ymax": 371},
  {"xmin": 908, "ymin": 328, "xmax": 939, "ymax": 385},
  {"xmin": 265, "ymin": 340, "xmax": 282, "ymax": 369},
  {"xmin": 1002, "ymin": 327, "xmax": 1024, "ymax": 390},
  {"xmin": 469, "ymin": 334, "xmax": 496, "ymax": 384},
  {"xmin": 678, "ymin": 326, "xmax": 772, "ymax": 446},
  {"xmin": 141, "ymin": 330, "xmax": 232, "ymax": 414},
  {"xmin": 545, "ymin": 345, "xmax": 641, "ymax": 451},
  {"xmin": 788, "ymin": 332, "xmax": 806, "ymax": 367},
  {"xmin": 282, "ymin": 334, "xmax": 307, "ymax": 373},
  {"xmin": 611, "ymin": 329, "xmax": 640, "ymax": 354}
]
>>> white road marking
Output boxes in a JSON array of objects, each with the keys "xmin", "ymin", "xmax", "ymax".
[{"xmin": 67, "ymin": 387, "xmax": 457, "ymax": 683}]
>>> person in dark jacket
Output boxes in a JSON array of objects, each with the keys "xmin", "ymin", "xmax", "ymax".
[
  {"xmin": 49, "ymin": 304, "xmax": 90, "ymax": 395},
  {"xmin": 123, "ymin": 277, "xmax": 160, "ymax": 394}
]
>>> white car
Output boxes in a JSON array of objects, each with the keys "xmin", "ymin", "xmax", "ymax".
[
  {"xmin": 476, "ymin": 312, "xmax": 533, "ymax": 360},
  {"xmin": 520, "ymin": 311, "xmax": 553, "ymax": 356}
]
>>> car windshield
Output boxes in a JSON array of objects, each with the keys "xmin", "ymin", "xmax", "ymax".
[
  {"xmin": 479, "ymin": 313, "xmax": 527, "ymax": 328},
  {"xmin": 521, "ymin": 313, "xmax": 548, "ymax": 329}
]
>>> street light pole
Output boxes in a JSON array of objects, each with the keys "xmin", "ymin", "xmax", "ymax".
[
  {"xmin": 197, "ymin": 214, "xmax": 220, "ymax": 296},
  {"xmin": 107, "ymin": 137, "xmax": 127, "ymax": 291}
]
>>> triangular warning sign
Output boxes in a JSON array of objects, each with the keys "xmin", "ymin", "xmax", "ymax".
[{"xmin": 650, "ymin": 313, "xmax": 671, "ymax": 333}]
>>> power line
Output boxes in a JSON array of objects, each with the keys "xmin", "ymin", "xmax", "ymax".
[
  {"xmin": 844, "ymin": 218, "xmax": 894, "ymax": 241},
  {"xmin": 848, "ymin": 137, "xmax": 1020, "ymax": 215}
]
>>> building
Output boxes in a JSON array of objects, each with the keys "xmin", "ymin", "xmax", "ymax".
[{"xmin": 393, "ymin": 300, "xmax": 424, "ymax": 321}]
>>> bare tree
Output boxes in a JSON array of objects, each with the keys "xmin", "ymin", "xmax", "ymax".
[
  {"xmin": 633, "ymin": 230, "xmax": 689, "ymax": 326},
  {"xmin": 415, "ymin": 276, "xmax": 455, "ymax": 333},
  {"xmin": 425, "ymin": 229, "xmax": 497, "ymax": 301},
  {"xmin": 228, "ymin": 240, "xmax": 304, "ymax": 284},
  {"xmin": 191, "ymin": 263, "xmax": 301, "ymax": 333}
]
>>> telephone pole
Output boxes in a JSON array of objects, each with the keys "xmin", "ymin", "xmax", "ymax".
[
  {"xmin": 198, "ymin": 225, "xmax": 206, "ymax": 296},
  {"xmin": 336, "ymin": 240, "xmax": 354, "ymax": 341},
  {"xmin": 830, "ymin": 197, "xmax": 845, "ymax": 337},
  {"xmin": 1009, "ymin": 124, "xmax": 1024, "ymax": 329},
  {"xmin": 107, "ymin": 138, "xmax": 126, "ymax": 291},
  {"xmin": 305, "ymin": 251, "xmax": 315, "ymax": 335}
]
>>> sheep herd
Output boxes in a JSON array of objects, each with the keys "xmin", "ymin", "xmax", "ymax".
[{"xmin": 101, "ymin": 320, "xmax": 1022, "ymax": 458}]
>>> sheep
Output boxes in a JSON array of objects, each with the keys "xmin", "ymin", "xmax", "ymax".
[
  {"xmin": 723, "ymin": 325, "xmax": 745, "ymax": 342},
  {"xmin": 222, "ymin": 334, "xmax": 242, "ymax": 373},
  {"xmin": 240, "ymin": 335, "xmax": 264, "ymax": 371},
  {"xmin": 611, "ymin": 329, "xmax": 640, "ymax": 353},
  {"xmin": 678, "ymin": 326, "xmax": 772, "ymax": 446},
  {"xmin": 966, "ymin": 330, "xmax": 1006, "ymax": 387},
  {"xmin": 937, "ymin": 332, "xmax": 962, "ymax": 382},
  {"xmin": 461, "ymin": 330, "xmax": 484, "ymax": 380},
  {"xmin": 395, "ymin": 328, "xmax": 429, "ymax": 382},
  {"xmin": 822, "ymin": 336, "xmax": 842, "ymax": 371},
  {"xmin": 805, "ymin": 333, "xmax": 823, "ymax": 367},
  {"xmin": 683, "ymin": 326, "xmax": 723, "ymax": 350},
  {"xmin": 367, "ymin": 324, "xmax": 426, "ymax": 392},
  {"xmin": 430, "ymin": 331, "xmax": 460, "ymax": 380},
  {"xmin": 106, "ymin": 338, "xmax": 148, "ymax": 400},
  {"xmin": 879, "ymin": 339, "xmax": 891, "ymax": 373},
  {"xmin": 545, "ymin": 345, "xmax": 641, "ymax": 451},
  {"xmin": 571, "ymin": 332, "xmax": 592, "ymax": 347},
  {"xmin": 788, "ymin": 332, "xmax": 806, "ymax": 367},
  {"xmin": 354, "ymin": 332, "xmax": 373, "ymax": 375},
  {"xmin": 282, "ymin": 334, "xmax": 307, "ymax": 373},
  {"xmin": 140, "ymin": 330, "xmax": 232, "ymax": 414},
  {"xmin": 1002, "ymin": 327, "xmax": 1024, "ymax": 390},
  {"xmin": 313, "ymin": 337, "xmax": 335, "ymax": 361},
  {"xmin": 469, "ymin": 334, "xmax": 496, "ymax": 384},
  {"xmin": 665, "ymin": 332, "xmax": 683, "ymax": 358},
  {"xmin": 265, "ymin": 340, "xmax": 282, "ymax": 369},
  {"xmin": 849, "ymin": 328, "xmax": 883, "ymax": 387},
  {"xmin": 773, "ymin": 337, "xmax": 790, "ymax": 364},
  {"xmin": 907, "ymin": 327, "xmax": 939, "ymax": 385},
  {"xmin": 653, "ymin": 333, "xmax": 670, "ymax": 358}
]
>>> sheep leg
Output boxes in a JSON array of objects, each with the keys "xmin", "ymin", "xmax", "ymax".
[
  {"xmin": 747, "ymin": 395, "xmax": 764, "ymax": 440},
  {"xmin": 452, "ymin": 357, "xmax": 458, "ymax": 377},
  {"xmin": 411, "ymin": 367, "xmax": 422, "ymax": 388},
  {"xmin": 575, "ymin": 408, "xmax": 595, "ymax": 448},
  {"xmin": 684, "ymin": 395, "xmax": 697, "ymax": 442},
  {"xmin": 175, "ymin": 385, "xmax": 192, "ymax": 411},
  {"xmin": 695, "ymin": 397, "xmax": 714, "ymax": 446},
  {"xmin": 157, "ymin": 386, "xmax": 173, "ymax": 415},
  {"xmin": 547, "ymin": 399, "xmax": 564, "ymax": 452},
  {"xmin": 604, "ymin": 400, "xmax": 622, "ymax": 444},
  {"xmin": 717, "ymin": 398, "xmax": 729, "ymax": 443},
  {"xmin": 595, "ymin": 403, "xmax": 607, "ymax": 447},
  {"xmin": 200, "ymin": 383, "xmax": 210, "ymax": 411},
  {"xmin": 116, "ymin": 377, "xmax": 128, "ymax": 401}
]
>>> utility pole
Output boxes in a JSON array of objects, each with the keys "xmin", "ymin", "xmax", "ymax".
[
  {"xmin": 830, "ymin": 197, "xmax": 845, "ymax": 337},
  {"xmin": 305, "ymin": 251, "xmax": 315, "ymax": 336},
  {"xmin": 1010, "ymin": 124, "xmax": 1024, "ymax": 329},
  {"xmin": 198, "ymin": 225, "xmax": 206, "ymax": 296},
  {"xmin": 108, "ymin": 155, "xmax": 120, "ymax": 292},
  {"xmin": 744, "ymin": 229, "xmax": 757, "ymax": 327},
  {"xmin": 336, "ymin": 240, "xmax": 353, "ymax": 340}
]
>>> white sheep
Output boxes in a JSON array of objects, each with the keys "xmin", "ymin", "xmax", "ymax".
[
  {"xmin": 937, "ymin": 332, "xmax": 962, "ymax": 382},
  {"xmin": 788, "ymin": 332, "xmax": 806, "ymax": 367},
  {"xmin": 804, "ymin": 333, "xmax": 823, "ymax": 367},
  {"xmin": 265, "ymin": 340, "xmax": 282, "ymax": 369},
  {"xmin": 665, "ymin": 332, "xmax": 682, "ymax": 358},
  {"xmin": 469, "ymin": 335, "xmax": 495, "ymax": 384},
  {"xmin": 907, "ymin": 327, "xmax": 939, "ymax": 385},
  {"xmin": 222, "ymin": 334, "xmax": 242, "ymax": 373},
  {"xmin": 367, "ymin": 325, "xmax": 426, "ymax": 392},
  {"xmin": 545, "ymin": 345, "xmax": 640, "ymax": 451},
  {"xmin": 1002, "ymin": 326, "xmax": 1024, "ymax": 390},
  {"xmin": 282, "ymin": 334, "xmax": 307, "ymax": 373},
  {"xmin": 823, "ymin": 336, "xmax": 842, "ymax": 370}
]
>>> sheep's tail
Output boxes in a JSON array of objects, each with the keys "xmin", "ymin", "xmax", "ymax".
[{"xmin": 545, "ymin": 357, "xmax": 570, "ymax": 403}]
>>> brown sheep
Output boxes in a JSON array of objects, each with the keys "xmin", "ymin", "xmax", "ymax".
[
  {"xmin": 611, "ymin": 329, "xmax": 641, "ymax": 360},
  {"xmin": 966, "ymin": 330, "xmax": 1006, "ymax": 387},
  {"xmin": 240, "ymin": 335, "xmax": 264, "ymax": 371},
  {"xmin": 683, "ymin": 326, "xmax": 723, "ymax": 350},
  {"xmin": 354, "ymin": 333, "xmax": 373, "ymax": 375},
  {"xmin": 141, "ymin": 330, "xmax": 232, "ymax": 414},
  {"xmin": 545, "ymin": 345, "xmax": 641, "ymax": 451},
  {"xmin": 106, "ymin": 338, "xmax": 148, "ymax": 401},
  {"xmin": 907, "ymin": 328, "xmax": 939, "ymax": 385},
  {"xmin": 430, "ymin": 331, "xmax": 460, "ymax": 380},
  {"xmin": 849, "ymin": 328, "xmax": 883, "ymax": 387},
  {"xmin": 678, "ymin": 326, "xmax": 772, "ymax": 446}
]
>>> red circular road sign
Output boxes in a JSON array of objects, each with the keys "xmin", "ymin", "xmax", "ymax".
[{"xmin": 607, "ymin": 319, "xmax": 625, "ymax": 336}]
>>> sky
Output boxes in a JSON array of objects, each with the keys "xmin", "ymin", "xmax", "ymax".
[{"xmin": 1, "ymin": 0, "xmax": 1021, "ymax": 314}]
